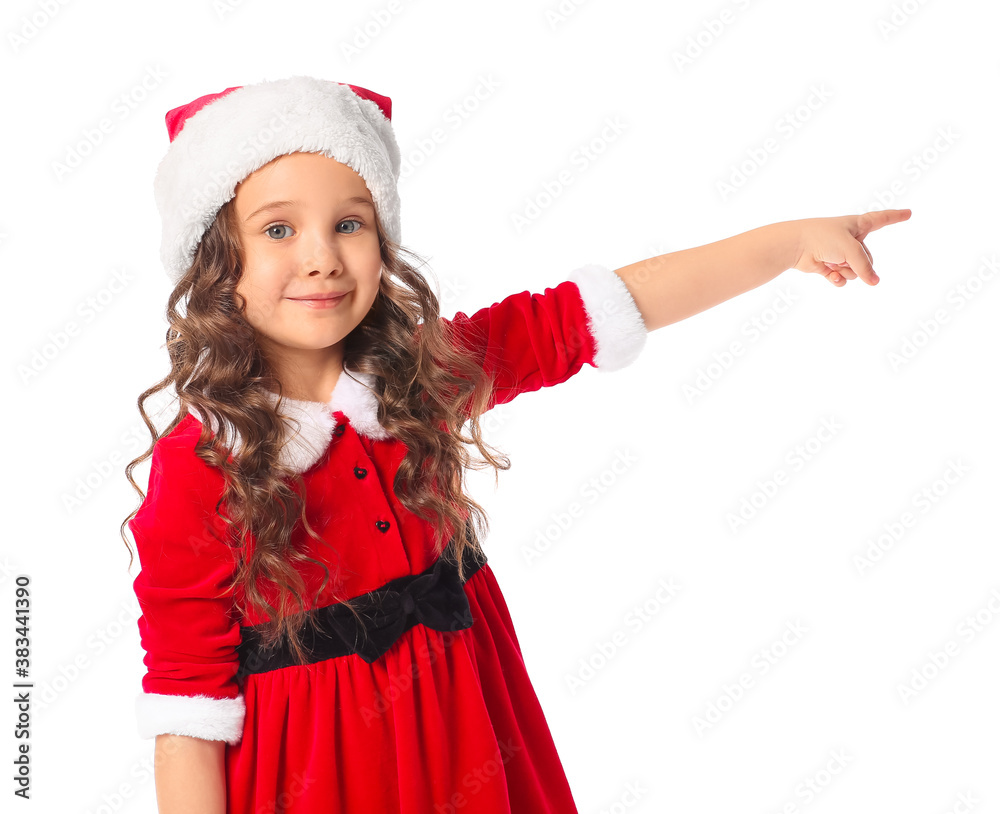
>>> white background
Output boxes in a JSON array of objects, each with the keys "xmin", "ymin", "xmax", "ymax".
[{"xmin": 2, "ymin": 0, "xmax": 998, "ymax": 811}]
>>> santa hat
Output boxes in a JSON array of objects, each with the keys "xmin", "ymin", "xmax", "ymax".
[{"xmin": 153, "ymin": 76, "xmax": 402, "ymax": 285}]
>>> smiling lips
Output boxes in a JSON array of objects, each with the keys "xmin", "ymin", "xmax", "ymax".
[
  {"xmin": 289, "ymin": 291, "xmax": 349, "ymax": 308},
  {"xmin": 290, "ymin": 291, "xmax": 349, "ymax": 300}
]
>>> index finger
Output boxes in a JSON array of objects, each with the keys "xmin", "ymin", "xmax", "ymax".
[{"xmin": 863, "ymin": 208, "xmax": 912, "ymax": 233}]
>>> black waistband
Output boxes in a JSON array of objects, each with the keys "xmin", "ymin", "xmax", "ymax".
[{"xmin": 236, "ymin": 536, "xmax": 487, "ymax": 678}]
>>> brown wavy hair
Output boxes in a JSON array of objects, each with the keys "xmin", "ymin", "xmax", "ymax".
[{"xmin": 121, "ymin": 195, "xmax": 511, "ymax": 670}]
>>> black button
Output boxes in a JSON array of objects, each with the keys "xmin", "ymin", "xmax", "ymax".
[
  {"xmin": 333, "ymin": 423, "xmax": 345, "ymax": 436},
  {"xmin": 375, "ymin": 520, "xmax": 390, "ymax": 533},
  {"xmin": 354, "ymin": 466, "xmax": 368, "ymax": 479}
]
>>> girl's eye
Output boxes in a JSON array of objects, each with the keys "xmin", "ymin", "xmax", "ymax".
[
  {"xmin": 263, "ymin": 219, "xmax": 362, "ymax": 240},
  {"xmin": 265, "ymin": 224, "xmax": 292, "ymax": 240}
]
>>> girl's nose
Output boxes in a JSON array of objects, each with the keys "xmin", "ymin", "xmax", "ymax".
[{"xmin": 300, "ymin": 231, "xmax": 344, "ymax": 275}]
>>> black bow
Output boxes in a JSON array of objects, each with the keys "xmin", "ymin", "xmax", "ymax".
[
  {"xmin": 336, "ymin": 553, "xmax": 476, "ymax": 663},
  {"xmin": 237, "ymin": 544, "xmax": 486, "ymax": 678}
]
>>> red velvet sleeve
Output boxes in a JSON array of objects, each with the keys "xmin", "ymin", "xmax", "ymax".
[
  {"xmin": 130, "ymin": 416, "xmax": 246, "ymax": 744},
  {"xmin": 442, "ymin": 264, "xmax": 648, "ymax": 414}
]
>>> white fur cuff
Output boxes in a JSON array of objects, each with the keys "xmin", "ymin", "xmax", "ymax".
[
  {"xmin": 568, "ymin": 264, "xmax": 648, "ymax": 371},
  {"xmin": 136, "ymin": 691, "xmax": 246, "ymax": 745}
]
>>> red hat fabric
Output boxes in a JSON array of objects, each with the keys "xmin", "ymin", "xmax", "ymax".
[
  {"xmin": 164, "ymin": 86, "xmax": 242, "ymax": 142},
  {"xmin": 153, "ymin": 76, "xmax": 401, "ymax": 284}
]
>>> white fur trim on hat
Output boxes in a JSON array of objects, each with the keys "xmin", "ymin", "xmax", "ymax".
[
  {"xmin": 568, "ymin": 264, "xmax": 648, "ymax": 371},
  {"xmin": 136, "ymin": 691, "xmax": 246, "ymax": 745},
  {"xmin": 154, "ymin": 76, "xmax": 401, "ymax": 284}
]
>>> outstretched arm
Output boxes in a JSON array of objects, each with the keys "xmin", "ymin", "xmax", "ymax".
[{"xmin": 612, "ymin": 209, "xmax": 912, "ymax": 332}]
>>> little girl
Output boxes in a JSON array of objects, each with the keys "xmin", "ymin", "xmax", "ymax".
[{"xmin": 123, "ymin": 75, "xmax": 910, "ymax": 813}]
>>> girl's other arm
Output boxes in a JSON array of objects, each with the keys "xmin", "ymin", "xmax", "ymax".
[
  {"xmin": 154, "ymin": 734, "xmax": 226, "ymax": 814},
  {"xmin": 613, "ymin": 209, "xmax": 912, "ymax": 332}
]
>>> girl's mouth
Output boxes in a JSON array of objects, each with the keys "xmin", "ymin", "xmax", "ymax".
[{"xmin": 289, "ymin": 293, "xmax": 347, "ymax": 309}]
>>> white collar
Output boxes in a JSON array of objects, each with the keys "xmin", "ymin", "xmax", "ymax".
[{"xmin": 187, "ymin": 367, "xmax": 391, "ymax": 474}]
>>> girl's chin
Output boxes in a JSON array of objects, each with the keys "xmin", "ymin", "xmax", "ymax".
[{"xmin": 257, "ymin": 332, "xmax": 349, "ymax": 352}]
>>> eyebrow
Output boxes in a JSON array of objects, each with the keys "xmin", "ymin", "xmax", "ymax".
[{"xmin": 242, "ymin": 196, "xmax": 375, "ymax": 224}]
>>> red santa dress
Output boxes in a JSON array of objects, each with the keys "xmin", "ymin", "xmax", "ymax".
[{"xmin": 130, "ymin": 263, "xmax": 648, "ymax": 813}]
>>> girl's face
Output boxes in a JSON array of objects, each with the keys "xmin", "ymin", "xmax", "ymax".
[{"xmin": 232, "ymin": 151, "xmax": 383, "ymax": 372}]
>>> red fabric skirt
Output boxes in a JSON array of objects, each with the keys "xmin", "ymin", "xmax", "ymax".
[{"xmin": 225, "ymin": 563, "xmax": 579, "ymax": 813}]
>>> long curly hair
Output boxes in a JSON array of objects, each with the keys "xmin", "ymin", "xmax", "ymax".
[{"xmin": 121, "ymin": 194, "xmax": 511, "ymax": 670}]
